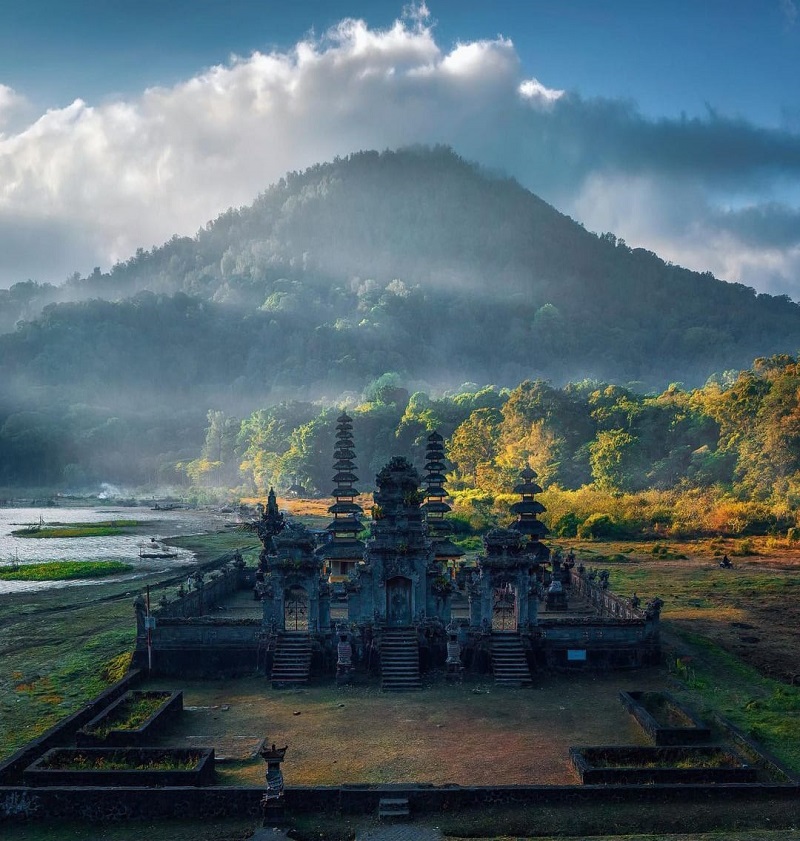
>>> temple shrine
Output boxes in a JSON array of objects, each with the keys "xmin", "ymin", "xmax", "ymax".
[{"xmin": 134, "ymin": 415, "xmax": 663, "ymax": 687}]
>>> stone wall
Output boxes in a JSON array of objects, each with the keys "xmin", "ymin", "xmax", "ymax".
[
  {"xmin": 2, "ymin": 781, "xmax": 798, "ymax": 823},
  {"xmin": 132, "ymin": 619, "xmax": 266, "ymax": 677},
  {"xmin": 155, "ymin": 560, "xmax": 248, "ymax": 619}
]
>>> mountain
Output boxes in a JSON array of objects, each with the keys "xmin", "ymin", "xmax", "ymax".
[{"xmin": 2, "ymin": 146, "xmax": 800, "ymax": 486}]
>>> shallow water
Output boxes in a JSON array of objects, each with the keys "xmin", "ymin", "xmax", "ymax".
[{"xmin": 0, "ymin": 505, "xmax": 232, "ymax": 594}]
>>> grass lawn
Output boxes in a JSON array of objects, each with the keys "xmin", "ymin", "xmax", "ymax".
[
  {"xmin": 556, "ymin": 535, "xmax": 800, "ymax": 685},
  {"xmin": 0, "ymin": 818, "xmax": 256, "ymax": 841},
  {"xmin": 0, "ymin": 529, "xmax": 254, "ymax": 759}
]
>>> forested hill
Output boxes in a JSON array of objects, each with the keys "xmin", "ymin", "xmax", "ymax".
[
  {"xmin": 3, "ymin": 146, "xmax": 800, "ymax": 489},
  {"xmin": 3, "ymin": 146, "xmax": 800, "ymax": 401}
]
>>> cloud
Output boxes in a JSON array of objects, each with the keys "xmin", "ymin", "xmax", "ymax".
[
  {"xmin": 519, "ymin": 78, "xmax": 564, "ymax": 104},
  {"xmin": 572, "ymin": 173, "xmax": 800, "ymax": 297},
  {"xmin": 0, "ymin": 84, "xmax": 32, "ymax": 133},
  {"xmin": 0, "ymin": 8, "xmax": 799, "ymax": 298}
]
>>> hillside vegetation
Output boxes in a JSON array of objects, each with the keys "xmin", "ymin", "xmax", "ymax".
[
  {"xmin": 2, "ymin": 147, "xmax": 800, "ymax": 489},
  {"xmin": 183, "ymin": 355, "xmax": 800, "ymax": 541}
]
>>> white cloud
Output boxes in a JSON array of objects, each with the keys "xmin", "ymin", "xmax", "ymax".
[
  {"xmin": 571, "ymin": 173, "xmax": 800, "ymax": 297},
  {"xmin": 519, "ymin": 78, "xmax": 564, "ymax": 104},
  {"xmin": 0, "ymin": 84, "xmax": 31, "ymax": 133},
  {"xmin": 0, "ymin": 9, "xmax": 798, "ymax": 298}
]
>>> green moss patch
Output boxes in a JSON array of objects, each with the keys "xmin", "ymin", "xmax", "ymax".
[
  {"xmin": 0, "ymin": 561, "xmax": 133, "ymax": 581},
  {"xmin": 12, "ymin": 520, "xmax": 141, "ymax": 538}
]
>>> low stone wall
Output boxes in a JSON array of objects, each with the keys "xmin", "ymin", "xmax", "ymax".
[
  {"xmin": 155, "ymin": 559, "xmax": 246, "ymax": 619},
  {"xmin": 23, "ymin": 748, "xmax": 215, "ymax": 788},
  {"xmin": 0, "ymin": 670, "xmax": 142, "ymax": 786},
  {"xmin": 621, "ymin": 691, "xmax": 711, "ymax": 745},
  {"xmin": 135, "ymin": 644, "xmax": 267, "ymax": 678},
  {"xmin": 2, "ymin": 781, "xmax": 798, "ymax": 823},
  {"xmin": 76, "ymin": 690, "xmax": 183, "ymax": 748},
  {"xmin": 569, "ymin": 745, "xmax": 758, "ymax": 785}
]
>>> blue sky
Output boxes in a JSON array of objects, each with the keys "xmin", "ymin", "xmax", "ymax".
[
  {"xmin": 1, "ymin": 1, "xmax": 799, "ymax": 296},
  {"xmin": 4, "ymin": 1, "xmax": 798, "ymax": 125}
]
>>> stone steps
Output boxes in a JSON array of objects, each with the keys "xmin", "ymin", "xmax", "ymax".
[
  {"xmin": 381, "ymin": 628, "xmax": 421, "ymax": 691},
  {"xmin": 491, "ymin": 632, "xmax": 532, "ymax": 687},
  {"xmin": 271, "ymin": 631, "xmax": 312, "ymax": 687},
  {"xmin": 378, "ymin": 797, "xmax": 410, "ymax": 820}
]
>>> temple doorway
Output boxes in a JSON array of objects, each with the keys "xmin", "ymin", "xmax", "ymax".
[
  {"xmin": 284, "ymin": 584, "xmax": 309, "ymax": 631},
  {"xmin": 492, "ymin": 583, "xmax": 518, "ymax": 631},
  {"xmin": 386, "ymin": 576, "xmax": 412, "ymax": 626}
]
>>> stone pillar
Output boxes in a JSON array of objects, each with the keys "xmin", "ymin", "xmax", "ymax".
[
  {"xmin": 527, "ymin": 582, "xmax": 539, "ymax": 626},
  {"xmin": 319, "ymin": 581, "xmax": 331, "ymax": 633},
  {"xmin": 481, "ymin": 577, "xmax": 493, "ymax": 628},
  {"xmin": 468, "ymin": 581, "xmax": 481, "ymax": 629},
  {"xmin": 516, "ymin": 572, "xmax": 529, "ymax": 630}
]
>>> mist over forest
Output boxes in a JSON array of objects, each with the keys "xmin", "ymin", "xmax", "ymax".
[{"xmin": 2, "ymin": 146, "xmax": 800, "ymax": 492}]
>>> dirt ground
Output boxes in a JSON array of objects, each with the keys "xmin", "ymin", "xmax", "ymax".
[
  {"xmin": 566, "ymin": 536, "xmax": 800, "ymax": 685},
  {"xmin": 143, "ymin": 670, "xmax": 663, "ymax": 786}
]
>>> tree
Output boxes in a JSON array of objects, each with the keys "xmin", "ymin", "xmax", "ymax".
[
  {"xmin": 446, "ymin": 408, "xmax": 503, "ymax": 487},
  {"xmin": 199, "ymin": 410, "xmax": 240, "ymax": 487}
]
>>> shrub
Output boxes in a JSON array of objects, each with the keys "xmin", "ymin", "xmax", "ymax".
[
  {"xmin": 552, "ymin": 512, "xmax": 584, "ymax": 538},
  {"xmin": 578, "ymin": 513, "xmax": 624, "ymax": 539}
]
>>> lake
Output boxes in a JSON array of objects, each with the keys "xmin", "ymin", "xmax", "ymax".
[{"xmin": 0, "ymin": 505, "xmax": 232, "ymax": 594}]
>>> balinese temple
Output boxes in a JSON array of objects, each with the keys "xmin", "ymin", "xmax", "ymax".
[
  {"xmin": 318, "ymin": 413, "xmax": 364, "ymax": 584},
  {"xmin": 136, "ymin": 439, "xmax": 664, "ymax": 685},
  {"xmin": 421, "ymin": 431, "xmax": 464, "ymax": 573},
  {"xmin": 510, "ymin": 467, "xmax": 550, "ymax": 562}
]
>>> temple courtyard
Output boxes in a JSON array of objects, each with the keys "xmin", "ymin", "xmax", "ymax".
[{"xmin": 143, "ymin": 669, "xmax": 663, "ymax": 786}]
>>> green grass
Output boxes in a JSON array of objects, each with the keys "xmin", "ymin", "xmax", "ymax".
[
  {"xmin": 84, "ymin": 693, "xmax": 167, "ymax": 737},
  {"xmin": 41, "ymin": 750, "xmax": 201, "ymax": 771},
  {"xmin": 0, "ymin": 561, "xmax": 134, "ymax": 581},
  {"xmin": 167, "ymin": 532, "xmax": 259, "ymax": 565},
  {"xmin": 2, "ymin": 626, "xmax": 136, "ymax": 756},
  {"xmin": 670, "ymin": 631, "xmax": 800, "ymax": 773},
  {"xmin": 12, "ymin": 520, "xmax": 141, "ymax": 538},
  {"xmin": 0, "ymin": 529, "xmax": 248, "ymax": 759}
]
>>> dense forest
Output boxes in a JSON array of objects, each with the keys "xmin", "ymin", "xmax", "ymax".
[
  {"xmin": 177, "ymin": 355, "xmax": 800, "ymax": 539},
  {"xmin": 2, "ymin": 147, "xmax": 800, "ymax": 492}
]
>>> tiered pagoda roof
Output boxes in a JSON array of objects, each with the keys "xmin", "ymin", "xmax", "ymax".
[
  {"xmin": 509, "ymin": 466, "xmax": 550, "ymax": 553},
  {"xmin": 367, "ymin": 456, "xmax": 430, "ymax": 555},
  {"xmin": 319, "ymin": 412, "xmax": 364, "ymax": 560},
  {"xmin": 255, "ymin": 486, "xmax": 286, "ymax": 573},
  {"xmin": 421, "ymin": 431, "xmax": 464, "ymax": 561}
]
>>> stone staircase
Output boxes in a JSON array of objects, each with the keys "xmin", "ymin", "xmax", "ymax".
[
  {"xmin": 271, "ymin": 631, "xmax": 312, "ymax": 687},
  {"xmin": 491, "ymin": 632, "xmax": 532, "ymax": 687},
  {"xmin": 381, "ymin": 627, "xmax": 421, "ymax": 691},
  {"xmin": 378, "ymin": 796, "xmax": 410, "ymax": 821}
]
